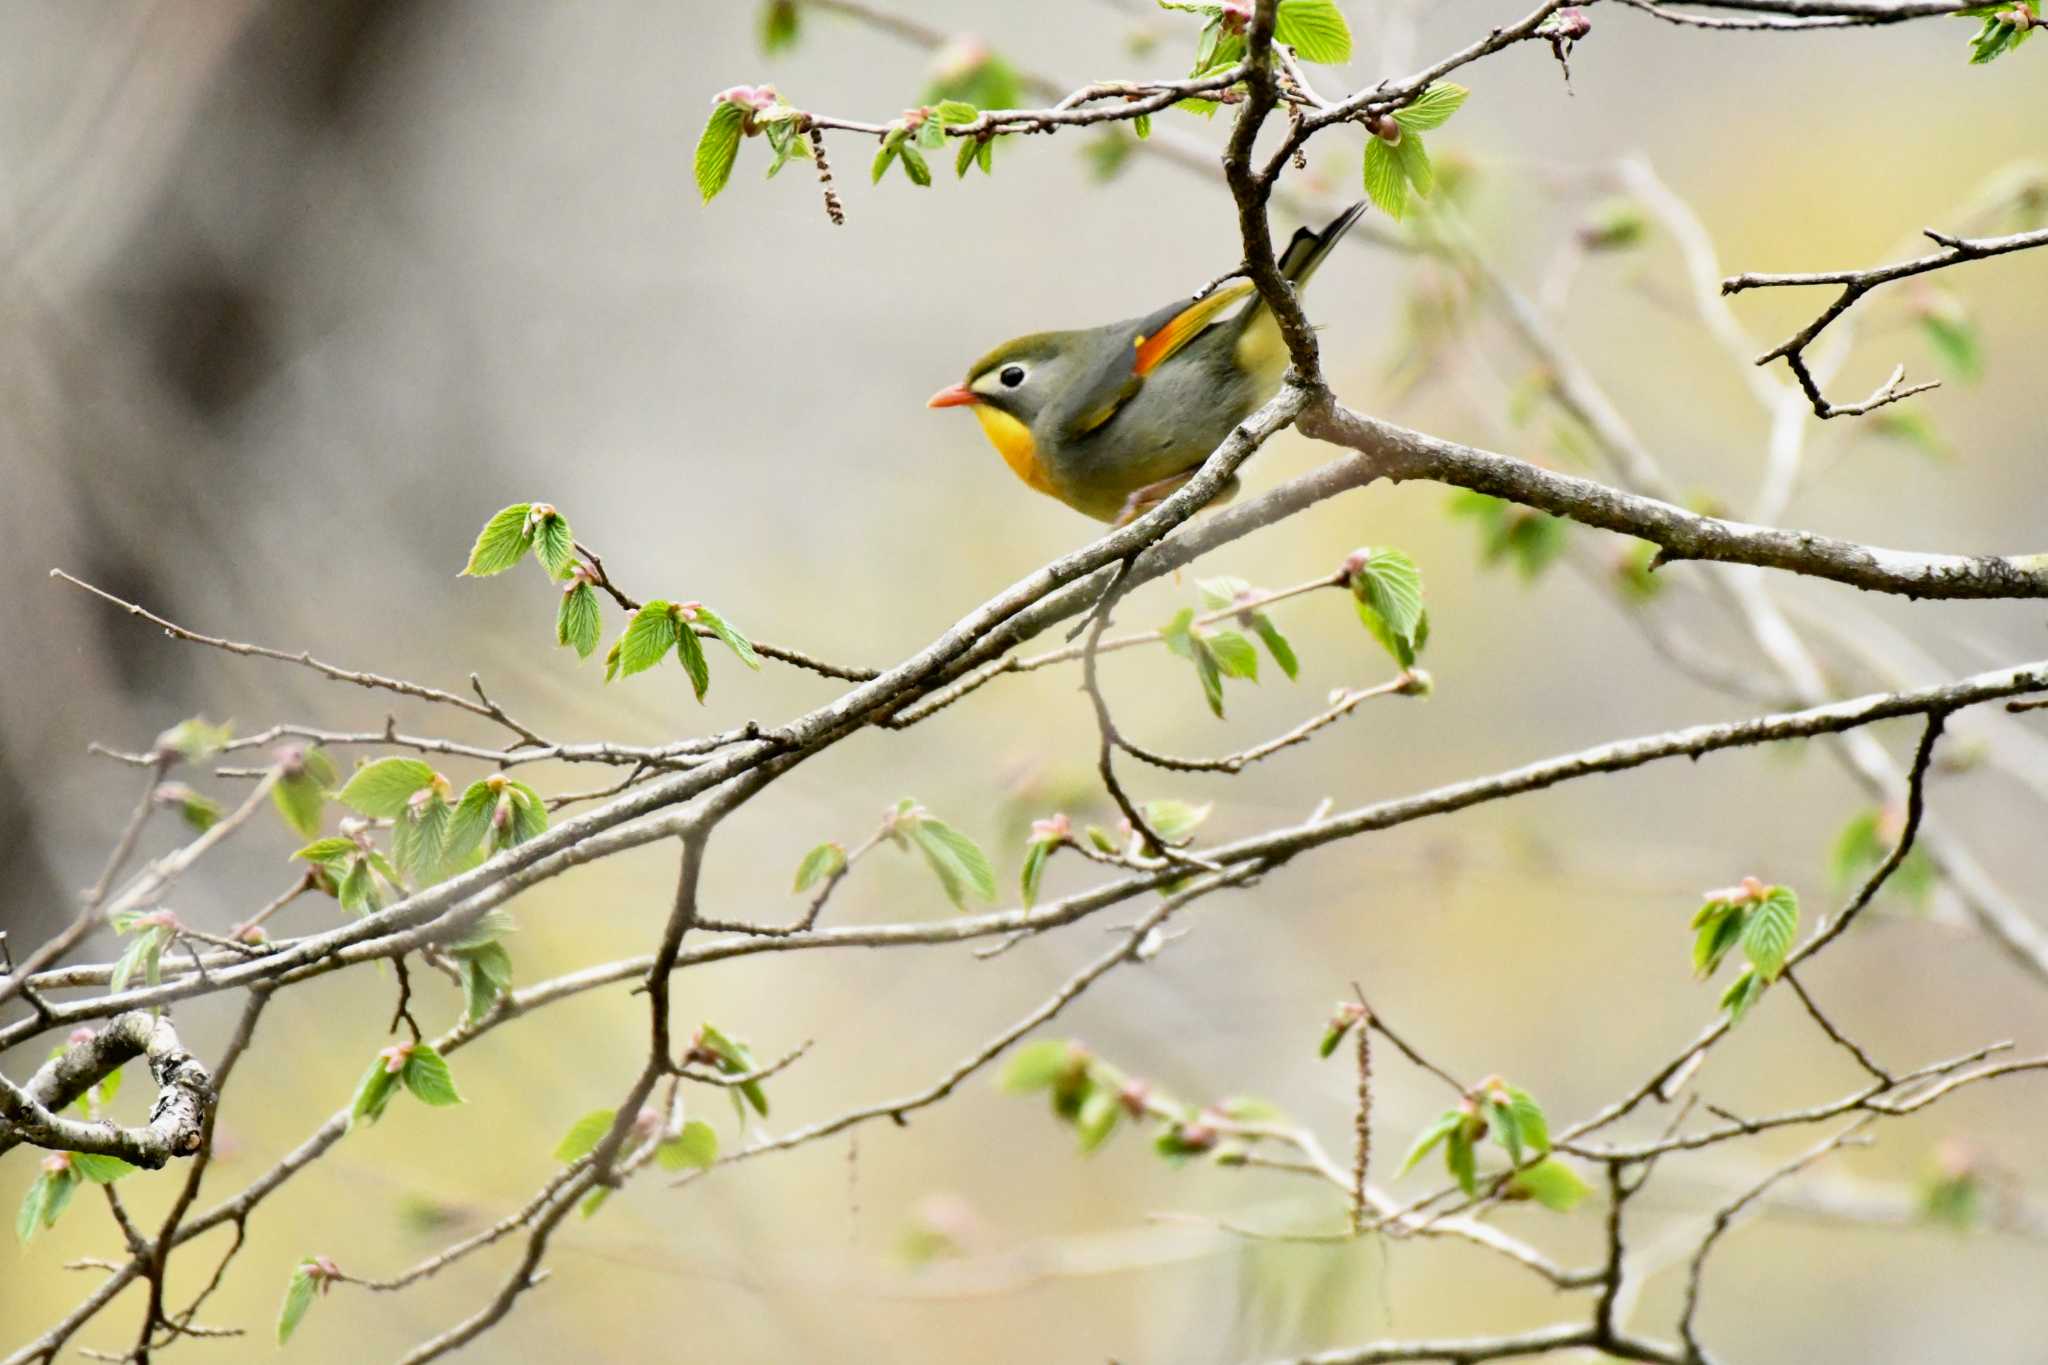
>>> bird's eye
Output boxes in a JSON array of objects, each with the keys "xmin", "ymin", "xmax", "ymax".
[{"xmin": 999, "ymin": 365, "xmax": 1026, "ymax": 388}]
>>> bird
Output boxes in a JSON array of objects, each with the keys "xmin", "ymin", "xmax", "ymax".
[{"xmin": 927, "ymin": 201, "xmax": 1366, "ymax": 525}]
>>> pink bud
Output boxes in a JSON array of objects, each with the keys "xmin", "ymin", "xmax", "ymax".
[
  {"xmin": 378, "ymin": 1043, "xmax": 413, "ymax": 1074},
  {"xmin": 1030, "ymin": 813, "xmax": 1072, "ymax": 842},
  {"xmin": 68, "ymin": 1027, "xmax": 95, "ymax": 1045},
  {"xmin": 1341, "ymin": 548, "xmax": 1370, "ymax": 576},
  {"xmin": 41, "ymin": 1153, "xmax": 71, "ymax": 1175},
  {"xmin": 1118, "ymin": 1079, "xmax": 1152, "ymax": 1118}
]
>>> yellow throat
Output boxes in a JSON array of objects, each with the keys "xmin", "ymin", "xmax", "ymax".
[{"xmin": 970, "ymin": 403, "xmax": 1057, "ymax": 496}]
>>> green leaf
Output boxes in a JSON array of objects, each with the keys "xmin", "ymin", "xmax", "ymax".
[
  {"xmin": 505, "ymin": 781, "xmax": 549, "ymax": 845},
  {"xmin": 1274, "ymin": 0, "xmax": 1353, "ymax": 62},
  {"xmin": 350, "ymin": 1058, "xmax": 399, "ymax": 1127},
  {"xmin": 674, "ymin": 617, "xmax": 712, "ymax": 701},
  {"xmin": 1508, "ymin": 1156, "xmax": 1591, "ymax": 1211},
  {"xmin": 1363, "ymin": 136, "xmax": 1407, "ymax": 221},
  {"xmin": 1249, "ymin": 614, "xmax": 1299, "ymax": 680},
  {"xmin": 1720, "ymin": 965, "xmax": 1766, "ymax": 1021},
  {"xmin": 1134, "ymin": 112, "xmax": 1152, "ymax": 139},
  {"xmin": 456, "ymin": 941, "xmax": 514, "ymax": 1023},
  {"xmin": 277, "ymin": 1262, "xmax": 319, "ymax": 1345},
  {"xmin": 1392, "ymin": 130, "xmax": 1434, "ymax": 196},
  {"xmin": 554, "ymin": 1108, "xmax": 618, "ymax": 1164},
  {"xmin": 1867, "ymin": 408, "xmax": 1951, "ymax": 463},
  {"xmin": 17, "ymin": 1173, "xmax": 47, "ymax": 1243},
  {"xmin": 1399, "ymin": 1111, "xmax": 1462, "ymax": 1175},
  {"xmin": 760, "ymin": 0, "xmax": 800, "ymax": 52},
  {"xmin": 532, "ymin": 512, "xmax": 574, "ymax": 577},
  {"xmin": 172, "ymin": 788, "xmax": 223, "ymax": 832},
  {"xmin": 696, "ymin": 606, "xmax": 761, "ymax": 670},
  {"xmin": 935, "ymin": 99, "xmax": 979, "ymax": 124},
  {"xmin": 955, "ymin": 136, "xmax": 981, "ymax": 178},
  {"xmin": 656, "ymin": 1121, "xmax": 719, "ymax": 1171},
  {"xmin": 1446, "ymin": 1126, "xmax": 1478, "ymax": 1196},
  {"xmin": 1350, "ymin": 548, "xmax": 1425, "ymax": 666},
  {"xmin": 1020, "ymin": 837, "xmax": 1054, "ymax": 908},
  {"xmin": 272, "ymin": 753, "xmax": 333, "ymax": 840},
  {"xmin": 1505, "ymin": 1085, "xmax": 1550, "ymax": 1156},
  {"xmin": 402, "ymin": 1044, "xmax": 463, "ymax": 1107},
  {"xmin": 915, "ymin": 116, "xmax": 946, "ymax": 150},
  {"xmin": 1692, "ymin": 901, "xmax": 1744, "ymax": 979},
  {"xmin": 110, "ymin": 930, "xmax": 166, "ymax": 995},
  {"xmin": 71, "ymin": 1154, "xmax": 137, "ymax": 1184},
  {"xmin": 898, "ymin": 143, "xmax": 933, "ymax": 187},
  {"xmin": 445, "ymin": 782, "xmax": 497, "ymax": 866},
  {"xmin": 462, "ymin": 503, "xmax": 535, "ymax": 576},
  {"xmin": 557, "ymin": 583, "xmax": 602, "ymax": 659},
  {"xmin": 909, "ymin": 818, "xmax": 997, "ymax": 909},
  {"xmin": 1919, "ymin": 307, "xmax": 1982, "ymax": 380},
  {"xmin": 793, "ymin": 841, "xmax": 847, "ymax": 893},
  {"xmin": 871, "ymin": 142, "xmax": 900, "ymax": 184},
  {"xmin": 1000, "ymin": 1040, "xmax": 1077, "ymax": 1093},
  {"xmin": 615, "ymin": 602, "xmax": 680, "ymax": 679},
  {"xmin": 1206, "ymin": 630, "xmax": 1259, "ymax": 681},
  {"xmin": 579, "ymin": 1186, "xmax": 611, "ymax": 1219},
  {"xmin": 696, "ymin": 1024, "xmax": 770, "ymax": 1118},
  {"xmin": 1488, "ymin": 1096, "xmax": 1524, "ymax": 1165},
  {"xmin": 156, "ymin": 717, "xmax": 235, "ymax": 764},
  {"xmin": 1076, "ymin": 1086, "xmax": 1122, "ymax": 1153},
  {"xmin": 337, "ymin": 758, "xmax": 437, "ymax": 820},
  {"xmin": 393, "ymin": 795, "xmax": 452, "ymax": 883},
  {"xmin": 1392, "ymin": 83, "xmax": 1469, "ymax": 132},
  {"xmin": 1141, "ymin": 799, "xmax": 1212, "ymax": 842},
  {"xmin": 1191, "ymin": 637, "xmax": 1226, "ymax": 717},
  {"xmin": 696, "ymin": 100, "xmax": 747, "ymax": 202},
  {"xmin": 1742, "ymin": 885, "xmax": 1799, "ymax": 981}
]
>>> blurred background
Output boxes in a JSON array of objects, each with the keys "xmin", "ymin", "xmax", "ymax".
[{"xmin": 4, "ymin": 1, "xmax": 2048, "ymax": 1360}]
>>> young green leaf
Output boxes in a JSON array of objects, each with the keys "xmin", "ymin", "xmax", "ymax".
[
  {"xmin": 1445, "ymin": 1124, "xmax": 1479, "ymax": 1196},
  {"xmin": 1363, "ymin": 136, "xmax": 1407, "ymax": 220},
  {"xmin": 697, "ymin": 100, "xmax": 747, "ymax": 202},
  {"xmin": 533, "ymin": 511, "xmax": 575, "ymax": 577},
  {"xmin": 999, "ymin": 1039, "xmax": 1078, "ymax": 1093},
  {"xmin": 674, "ymin": 617, "xmax": 712, "ymax": 701},
  {"xmin": 1249, "ymin": 614, "xmax": 1300, "ymax": 680},
  {"xmin": 455, "ymin": 940, "xmax": 514, "ymax": 1023},
  {"xmin": 1020, "ymin": 837, "xmax": 1054, "ymax": 908},
  {"xmin": 277, "ymin": 1262, "xmax": 320, "ymax": 1344},
  {"xmin": 1206, "ymin": 630, "xmax": 1259, "ymax": 681},
  {"xmin": 272, "ymin": 749, "xmax": 334, "ymax": 840},
  {"xmin": 760, "ymin": 0, "xmax": 800, "ymax": 51},
  {"xmin": 1191, "ymin": 636, "xmax": 1226, "ymax": 716},
  {"xmin": 1391, "ymin": 131, "xmax": 1434, "ymax": 196},
  {"xmin": 656, "ymin": 1120, "xmax": 719, "ymax": 1171},
  {"xmin": 1349, "ymin": 548, "xmax": 1426, "ymax": 665},
  {"xmin": 908, "ymin": 817, "xmax": 997, "ymax": 909},
  {"xmin": 579, "ymin": 1186, "xmax": 611, "ymax": 1219},
  {"xmin": 554, "ymin": 1108, "xmax": 619, "ymax": 1163},
  {"xmin": 1721, "ymin": 965, "xmax": 1766, "ymax": 1022},
  {"xmin": 1742, "ymin": 885, "xmax": 1799, "ymax": 982},
  {"xmin": 71, "ymin": 1154, "xmax": 137, "ymax": 1184},
  {"xmin": 615, "ymin": 601, "xmax": 681, "ymax": 679},
  {"xmin": 696, "ymin": 606, "xmax": 762, "ymax": 669},
  {"xmin": 337, "ymin": 758, "xmax": 437, "ymax": 820},
  {"xmin": 1076, "ymin": 1087, "xmax": 1122, "ymax": 1153},
  {"xmin": 1392, "ymin": 83, "xmax": 1469, "ymax": 132},
  {"xmin": 462, "ymin": 503, "xmax": 535, "ymax": 576},
  {"xmin": 898, "ymin": 143, "xmax": 933, "ymax": 187},
  {"xmin": 401, "ymin": 1044, "xmax": 463, "ymax": 1107},
  {"xmin": 1505, "ymin": 1085, "xmax": 1550, "ymax": 1156},
  {"xmin": 557, "ymin": 582, "xmax": 602, "ymax": 659},
  {"xmin": 505, "ymin": 781, "xmax": 548, "ymax": 845},
  {"xmin": 1488, "ymin": 1094, "xmax": 1524, "ymax": 1165},
  {"xmin": 445, "ymin": 781, "xmax": 497, "ymax": 866},
  {"xmin": 696, "ymin": 1024, "xmax": 770, "ymax": 1118},
  {"xmin": 793, "ymin": 841, "xmax": 847, "ymax": 893},
  {"xmin": 1274, "ymin": 0, "xmax": 1353, "ymax": 63},
  {"xmin": 350, "ymin": 1058, "xmax": 400, "ymax": 1128},
  {"xmin": 1507, "ymin": 1155, "xmax": 1591, "ymax": 1212},
  {"xmin": 1399, "ymin": 1110, "xmax": 1462, "ymax": 1175},
  {"xmin": 1141, "ymin": 799, "xmax": 1212, "ymax": 843}
]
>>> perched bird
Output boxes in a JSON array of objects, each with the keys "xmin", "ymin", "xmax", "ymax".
[{"xmin": 928, "ymin": 201, "xmax": 1366, "ymax": 524}]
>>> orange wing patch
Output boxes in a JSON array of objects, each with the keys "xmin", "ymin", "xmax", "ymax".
[{"xmin": 1131, "ymin": 281, "xmax": 1254, "ymax": 377}]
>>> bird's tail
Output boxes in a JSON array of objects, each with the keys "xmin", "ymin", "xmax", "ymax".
[
  {"xmin": 1233, "ymin": 200, "xmax": 1367, "ymax": 380},
  {"xmin": 1278, "ymin": 199, "xmax": 1369, "ymax": 290}
]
